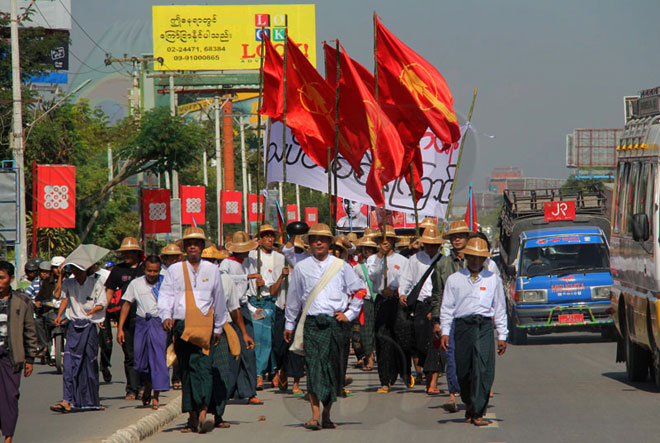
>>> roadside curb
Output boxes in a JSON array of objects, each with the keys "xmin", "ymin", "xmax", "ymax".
[{"xmin": 101, "ymin": 394, "xmax": 182, "ymax": 443}]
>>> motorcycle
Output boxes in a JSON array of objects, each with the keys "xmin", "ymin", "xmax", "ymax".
[{"xmin": 41, "ymin": 301, "xmax": 67, "ymax": 374}]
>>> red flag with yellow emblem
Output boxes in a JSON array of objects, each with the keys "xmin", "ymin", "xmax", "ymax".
[
  {"xmin": 376, "ymin": 17, "xmax": 461, "ymax": 148},
  {"xmin": 323, "ymin": 42, "xmax": 405, "ymax": 207},
  {"xmin": 324, "ymin": 43, "xmax": 423, "ymax": 202},
  {"xmin": 285, "ymin": 37, "xmax": 364, "ymax": 174}
]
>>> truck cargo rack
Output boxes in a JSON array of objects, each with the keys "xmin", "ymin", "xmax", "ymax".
[{"xmin": 500, "ymin": 188, "xmax": 606, "ymax": 236}]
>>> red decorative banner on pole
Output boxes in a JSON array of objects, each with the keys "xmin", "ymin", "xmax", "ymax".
[
  {"xmin": 248, "ymin": 194, "xmax": 264, "ymax": 223},
  {"xmin": 304, "ymin": 207, "xmax": 318, "ymax": 226},
  {"xmin": 36, "ymin": 165, "xmax": 76, "ymax": 228},
  {"xmin": 286, "ymin": 204, "xmax": 299, "ymax": 222},
  {"xmin": 142, "ymin": 189, "xmax": 171, "ymax": 234},
  {"xmin": 222, "ymin": 191, "xmax": 242, "ymax": 224},
  {"xmin": 180, "ymin": 186, "xmax": 206, "ymax": 225}
]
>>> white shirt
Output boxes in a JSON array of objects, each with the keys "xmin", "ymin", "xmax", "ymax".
[
  {"xmin": 366, "ymin": 252, "xmax": 409, "ymax": 293},
  {"xmin": 121, "ymin": 276, "xmax": 158, "ymax": 318},
  {"xmin": 219, "ymin": 258, "xmax": 249, "ymax": 304},
  {"xmin": 62, "ymin": 274, "xmax": 106, "ymax": 324},
  {"xmin": 440, "ymin": 268, "xmax": 508, "ymax": 341},
  {"xmin": 157, "ymin": 260, "xmax": 228, "ymax": 334},
  {"xmin": 285, "ymin": 255, "xmax": 365, "ymax": 330},
  {"xmin": 281, "ymin": 245, "xmax": 309, "ymax": 268},
  {"xmin": 246, "ymin": 249, "xmax": 286, "ymax": 308},
  {"xmin": 221, "ymin": 274, "xmax": 241, "ymax": 323},
  {"xmin": 398, "ymin": 251, "xmax": 439, "ymax": 303}
]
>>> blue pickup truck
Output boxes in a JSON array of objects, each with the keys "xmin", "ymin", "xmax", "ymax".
[{"xmin": 498, "ymin": 189, "xmax": 614, "ymax": 345}]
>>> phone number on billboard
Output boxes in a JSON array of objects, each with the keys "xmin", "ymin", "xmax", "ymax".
[
  {"xmin": 166, "ymin": 46, "xmax": 226, "ymax": 53},
  {"xmin": 173, "ymin": 54, "xmax": 220, "ymax": 61}
]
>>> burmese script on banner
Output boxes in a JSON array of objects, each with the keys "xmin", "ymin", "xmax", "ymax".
[
  {"xmin": 266, "ymin": 122, "xmax": 465, "ymax": 221},
  {"xmin": 152, "ymin": 4, "xmax": 316, "ymax": 71}
]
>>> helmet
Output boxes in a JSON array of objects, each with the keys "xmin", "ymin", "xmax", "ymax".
[
  {"xmin": 50, "ymin": 256, "xmax": 66, "ymax": 267},
  {"xmin": 104, "ymin": 261, "xmax": 115, "ymax": 269}
]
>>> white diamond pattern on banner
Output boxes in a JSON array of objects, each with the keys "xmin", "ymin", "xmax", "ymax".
[
  {"xmin": 148, "ymin": 202, "xmax": 167, "ymax": 220},
  {"xmin": 186, "ymin": 198, "xmax": 202, "ymax": 213},
  {"xmin": 308, "ymin": 213, "xmax": 317, "ymax": 222},
  {"xmin": 43, "ymin": 185, "xmax": 69, "ymax": 210},
  {"xmin": 226, "ymin": 201, "xmax": 239, "ymax": 214}
]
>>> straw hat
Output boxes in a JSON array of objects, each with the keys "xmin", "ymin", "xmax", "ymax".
[
  {"xmin": 116, "ymin": 237, "xmax": 142, "ymax": 252},
  {"xmin": 303, "ymin": 223, "xmax": 335, "ymax": 242},
  {"xmin": 227, "ymin": 231, "xmax": 258, "ymax": 253},
  {"xmin": 443, "ymin": 220, "xmax": 472, "ymax": 239},
  {"xmin": 420, "ymin": 217, "xmax": 438, "ymax": 231},
  {"xmin": 259, "ymin": 224, "xmax": 277, "ymax": 236},
  {"xmin": 363, "ymin": 227, "xmax": 380, "ymax": 240},
  {"xmin": 358, "ymin": 236, "xmax": 378, "ymax": 249},
  {"xmin": 420, "ymin": 226, "xmax": 444, "ymax": 245},
  {"xmin": 462, "ymin": 237, "xmax": 492, "ymax": 258},
  {"xmin": 395, "ymin": 237, "xmax": 410, "ymax": 249},
  {"xmin": 346, "ymin": 232, "xmax": 358, "ymax": 244},
  {"xmin": 382, "ymin": 225, "xmax": 398, "ymax": 240},
  {"xmin": 202, "ymin": 245, "xmax": 227, "ymax": 260},
  {"xmin": 177, "ymin": 227, "xmax": 212, "ymax": 248},
  {"xmin": 161, "ymin": 244, "xmax": 182, "ymax": 256},
  {"xmin": 293, "ymin": 236, "xmax": 308, "ymax": 251}
]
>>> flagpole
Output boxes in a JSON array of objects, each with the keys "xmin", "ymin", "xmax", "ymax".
[
  {"xmin": 410, "ymin": 162, "xmax": 420, "ymax": 238},
  {"xmin": 256, "ymin": 25, "xmax": 266, "ymax": 271},
  {"xmin": 374, "ymin": 11, "xmax": 387, "ymax": 287},
  {"xmin": 332, "ymin": 39, "xmax": 340, "ymax": 232},
  {"xmin": 445, "ymin": 87, "xmax": 477, "ymax": 230},
  {"xmin": 281, "ymin": 17, "xmax": 289, "ymax": 220}
]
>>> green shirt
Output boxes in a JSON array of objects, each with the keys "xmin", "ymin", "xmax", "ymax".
[{"xmin": 430, "ymin": 250, "xmax": 466, "ymax": 321}]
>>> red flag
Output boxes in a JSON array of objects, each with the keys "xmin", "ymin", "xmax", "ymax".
[
  {"xmin": 248, "ymin": 194, "xmax": 264, "ymax": 223},
  {"xmin": 180, "ymin": 186, "xmax": 206, "ymax": 225},
  {"xmin": 36, "ymin": 165, "xmax": 75, "ymax": 228},
  {"xmin": 261, "ymin": 37, "xmax": 284, "ymax": 120},
  {"xmin": 142, "ymin": 189, "xmax": 171, "ymax": 234},
  {"xmin": 376, "ymin": 18, "xmax": 461, "ymax": 149},
  {"xmin": 327, "ymin": 43, "xmax": 405, "ymax": 206},
  {"xmin": 304, "ymin": 207, "xmax": 318, "ymax": 226},
  {"xmin": 286, "ymin": 204, "xmax": 298, "ymax": 222},
  {"xmin": 221, "ymin": 191, "xmax": 242, "ymax": 224},
  {"xmin": 465, "ymin": 184, "xmax": 478, "ymax": 231},
  {"xmin": 324, "ymin": 43, "xmax": 424, "ymax": 201},
  {"xmin": 285, "ymin": 36, "xmax": 364, "ymax": 174}
]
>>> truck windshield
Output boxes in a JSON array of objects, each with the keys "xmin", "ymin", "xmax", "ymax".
[{"xmin": 520, "ymin": 242, "xmax": 609, "ymax": 277}]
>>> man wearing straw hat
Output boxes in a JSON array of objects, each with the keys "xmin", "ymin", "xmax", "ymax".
[
  {"xmin": 367, "ymin": 225, "xmax": 412, "ymax": 393},
  {"xmin": 430, "ymin": 220, "xmax": 471, "ymax": 411},
  {"xmin": 102, "ymin": 237, "xmax": 144, "ymax": 394},
  {"xmin": 399, "ymin": 226, "xmax": 444, "ymax": 395},
  {"xmin": 439, "ymin": 237, "xmax": 507, "ymax": 427},
  {"xmin": 246, "ymin": 224, "xmax": 286, "ymax": 390},
  {"xmin": 158, "ymin": 227, "xmax": 228, "ymax": 433},
  {"xmin": 159, "ymin": 244, "xmax": 183, "ymax": 389},
  {"xmin": 219, "ymin": 231, "xmax": 262, "ymax": 404},
  {"xmin": 284, "ymin": 223, "xmax": 366, "ymax": 430}
]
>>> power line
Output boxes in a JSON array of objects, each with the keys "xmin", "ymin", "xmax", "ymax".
[{"xmin": 57, "ymin": 0, "xmax": 109, "ymax": 56}]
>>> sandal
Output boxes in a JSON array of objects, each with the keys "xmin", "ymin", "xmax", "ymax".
[
  {"xmin": 142, "ymin": 391, "xmax": 152, "ymax": 406},
  {"xmin": 172, "ymin": 381, "xmax": 182, "ymax": 390},
  {"xmin": 376, "ymin": 386, "xmax": 390, "ymax": 394},
  {"xmin": 214, "ymin": 417, "xmax": 231, "ymax": 428},
  {"xmin": 303, "ymin": 419, "xmax": 322, "ymax": 431},
  {"xmin": 472, "ymin": 417, "xmax": 491, "ymax": 427},
  {"xmin": 443, "ymin": 401, "xmax": 459, "ymax": 413},
  {"xmin": 406, "ymin": 375, "xmax": 415, "ymax": 389},
  {"xmin": 278, "ymin": 378, "xmax": 288, "ymax": 392},
  {"xmin": 248, "ymin": 397, "xmax": 264, "ymax": 405},
  {"xmin": 125, "ymin": 393, "xmax": 137, "ymax": 401},
  {"xmin": 342, "ymin": 389, "xmax": 354, "ymax": 397},
  {"xmin": 180, "ymin": 426, "xmax": 196, "ymax": 433},
  {"xmin": 292, "ymin": 388, "xmax": 304, "ymax": 396},
  {"xmin": 50, "ymin": 402, "xmax": 71, "ymax": 414},
  {"xmin": 426, "ymin": 388, "xmax": 440, "ymax": 396},
  {"xmin": 322, "ymin": 420, "xmax": 337, "ymax": 429},
  {"xmin": 256, "ymin": 377, "xmax": 264, "ymax": 391}
]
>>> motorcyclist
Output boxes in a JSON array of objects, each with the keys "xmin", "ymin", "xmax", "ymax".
[
  {"xmin": 19, "ymin": 258, "xmax": 42, "ymax": 291},
  {"xmin": 34, "ymin": 257, "xmax": 66, "ymax": 365}
]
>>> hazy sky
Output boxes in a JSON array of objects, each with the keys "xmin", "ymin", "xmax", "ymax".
[{"xmin": 66, "ymin": 0, "xmax": 660, "ymax": 189}]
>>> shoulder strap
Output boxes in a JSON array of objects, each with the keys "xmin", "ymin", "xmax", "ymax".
[{"xmin": 360, "ymin": 263, "xmax": 376, "ymax": 301}]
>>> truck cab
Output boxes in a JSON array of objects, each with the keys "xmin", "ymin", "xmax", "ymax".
[{"xmin": 498, "ymin": 189, "xmax": 614, "ymax": 344}]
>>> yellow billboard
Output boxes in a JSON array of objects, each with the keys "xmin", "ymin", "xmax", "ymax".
[{"xmin": 153, "ymin": 4, "xmax": 316, "ymax": 71}]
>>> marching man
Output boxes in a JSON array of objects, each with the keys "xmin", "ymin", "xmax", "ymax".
[
  {"xmin": 284, "ymin": 223, "xmax": 366, "ymax": 430},
  {"xmin": 439, "ymin": 237, "xmax": 507, "ymax": 427}
]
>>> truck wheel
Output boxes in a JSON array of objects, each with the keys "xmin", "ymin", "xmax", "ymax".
[
  {"xmin": 626, "ymin": 332, "xmax": 650, "ymax": 382},
  {"xmin": 601, "ymin": 325, "xmax": 617, "ymax": 341},
  {"xmin": 508, "ymin": 313, "xmax": 527, "ymax": 345}
]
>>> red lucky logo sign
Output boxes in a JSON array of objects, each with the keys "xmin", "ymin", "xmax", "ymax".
[
  {"xmin": 142, "ymin": 189, "xmax": 171, "ymax": 234},
  {"xmin": 222, "ymin": 190, "xmax": 242, "ymax": 224},
  {"xmin": 180, "ymin": 186, "xmax": 206, "ymax": 225},
  {"xmin": 304, "ymin": 207, "xmax": 318, "ymax": 226},
  {"xmin": 36, "ymin": 165, "xmax": 76, "ymax": 228}
]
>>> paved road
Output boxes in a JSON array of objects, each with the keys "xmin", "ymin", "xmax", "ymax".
[
  {"xmin": 13, "ymin": 325, "xmax": 178, "ymax": 443},
  {"xmin": 148, "ymin": 333, "xmax": 660, "ymax": 443},
  {"xmin": 15, "ymin": 331, "xmax": 660, "ymax": 442}
]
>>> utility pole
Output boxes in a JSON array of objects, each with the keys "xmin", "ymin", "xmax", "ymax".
[
  {"xmin": 215, "ymin": 97, "xmax": 223, "ymax": 245},
  {"xmin": 10, "ymin": 0, "xmax": 27, "ymax": 278},
  {"xmin": 239, "ymin": 116, "xmax": 249, "ymax": 231}
]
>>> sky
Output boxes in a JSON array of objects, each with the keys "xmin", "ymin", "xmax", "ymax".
[{"xmin": 64, "ymin": 0, "xmax": 660, "ymax": 191}]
